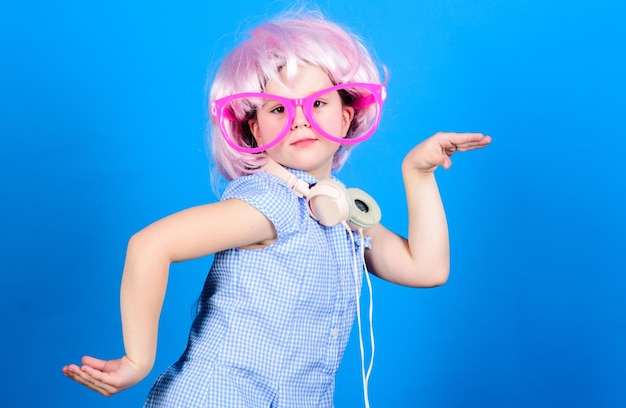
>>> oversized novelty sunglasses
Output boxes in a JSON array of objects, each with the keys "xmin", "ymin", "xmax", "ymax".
[{"xmin": 210, "ymin": 83, "xmax": 386, "ymax": 154}]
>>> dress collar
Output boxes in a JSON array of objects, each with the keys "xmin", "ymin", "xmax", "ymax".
[{"xmin": 282, "ymin": 167, "xmax": 322, "ymax": 186}]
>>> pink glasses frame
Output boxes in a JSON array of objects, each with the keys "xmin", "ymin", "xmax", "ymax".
[{"xmin": 210, "ymin": 82, "xmax": 386, "ymax": 154}]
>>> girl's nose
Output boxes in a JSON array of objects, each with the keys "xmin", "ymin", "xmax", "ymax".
[{"xmin": 291, "ymin": 106, "xmax": 311, "ymax": 130}]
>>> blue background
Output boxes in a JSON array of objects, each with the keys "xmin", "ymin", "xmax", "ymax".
[{"xmin": 1, "ymin": 0, "xmax": 625, "ymax": 407}]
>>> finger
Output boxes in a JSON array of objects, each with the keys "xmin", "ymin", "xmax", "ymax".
[
  {"xmin": 81, "ymin": 364, "xmax": 128, "ymax": 396},
  {"xmin": 65, "ymin": 358, "xmax": 119, "ymax": 393},
  {"xmin": 62, "ymin": 363, "xmax": 85, "ymax": 378},
  {"xmin": 86, "ymin": 378, "xmax": 117, "ymax": 397},
  {"xmin": 449, "ymin": 136, "xmax": 492, "ymax": 152},
  {"xmin": 443, "ymin": 142, "xmax": 457, "ymax": 156},
  {"xmin": 454, "ymin": 142, "xmax": 490, "ymax": 152},
  {"xmin": 64, "ymin": 365, "xmax": 101, "ymax": 390},
  {"xmin": 441, "ymin": 155, "xmax": 453, "ymax": 170},
  {"xmin": 80, "ymin": 377, "xmax": 115, "ymax": 397},
  {"xmin": 438, "ymin": 134, "xmax": 490, "ymax": 169},
  {"xmin": 81, "ymin": 355, "xmax": 108, "ymax": 371},
  {"xmin": 78, "ymin": 366, "xmax": 119, "ymax": 396},
  {"xmin": 81, "ymin": 362, "xmax": 113, "ymax": 382},
  {"xmin": 435, "ymin": 131, "xmax": 482, "ymax": 140},
  {"xmin": 431, "ymin": 143, "xmax": 454, "ymax": 169}
]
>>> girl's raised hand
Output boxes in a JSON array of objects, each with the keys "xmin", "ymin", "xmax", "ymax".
[
  {"xmin": 62, "ymin": 355, "xmax": 145, "ymax": 396},
  {"xmin": 403, "ymin": 132, "xmax": 492, "ymax": 174}
]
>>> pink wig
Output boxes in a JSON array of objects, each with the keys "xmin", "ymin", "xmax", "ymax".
[{"xmin": 208, "ymin": 11, "xmax": 383, "ymax": 181}]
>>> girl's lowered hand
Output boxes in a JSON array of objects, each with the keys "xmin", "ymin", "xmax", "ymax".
[{"xmin": 62, "ymin": 355, "xmax": 146, "ymax": 396}]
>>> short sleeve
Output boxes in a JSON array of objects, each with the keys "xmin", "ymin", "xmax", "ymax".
[{"xmin": 221, "ymin": 172, "xmax": 300, "ymax": 240}]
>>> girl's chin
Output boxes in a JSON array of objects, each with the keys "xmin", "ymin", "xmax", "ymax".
[{"xmin": 273, "ymin": 158, "xmax": 333, "ymax": 177}]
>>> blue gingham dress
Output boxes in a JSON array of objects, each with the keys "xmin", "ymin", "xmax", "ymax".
[{"xmin": 144, "ymin": 168, "xmax": 368, "ymax": 407}]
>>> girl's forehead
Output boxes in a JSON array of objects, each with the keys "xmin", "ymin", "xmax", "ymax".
[{"xmin": 265, "ymin": 64, "xmax": 334, "ymax": 97}]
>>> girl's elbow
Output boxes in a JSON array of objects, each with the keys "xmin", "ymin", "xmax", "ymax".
[
  {"xmin": 408, "ymin": 263, "xmax": 449, "ymax": 288},
  {"xmin": 127, "ymin": 230, "xmax": 151, "ymax": 255},
  {"xmin": 431, "ymin": 262, "xmax": 450, "ymax": 286},
  {"xmin": 126, "ymin": 229, "xmax": 166, "ymax": 261},
  {"xmin": 429, "ymin": 269, "xmax": 450, "ymax": 287}
]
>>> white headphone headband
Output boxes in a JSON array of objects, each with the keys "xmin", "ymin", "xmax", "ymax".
[{"xmin": 262, "ymin": 160, "xmax": 381, "ymax": 230}]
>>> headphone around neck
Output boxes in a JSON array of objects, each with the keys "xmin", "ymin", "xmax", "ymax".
[{"xmin": 262, "ymin": 160, "xmax": 382, "ymax": 231}]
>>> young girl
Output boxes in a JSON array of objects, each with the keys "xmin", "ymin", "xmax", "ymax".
[{"xmin": 63, "ymin": 11, "xmax": 491, "ymax": 407}]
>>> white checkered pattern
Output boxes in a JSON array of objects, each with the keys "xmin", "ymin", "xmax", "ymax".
[{"xmin": 144, "ymin": 168, "xmax": 369, "ymax": 407}]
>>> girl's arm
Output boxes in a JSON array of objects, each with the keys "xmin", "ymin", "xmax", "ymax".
[
  {"xmin": 62, "ymin": 198, "xmax": 276, "ymax": 395},
  {"xmin": 365, "ymin": 132, "xmax": 491, "ymax": 288}
]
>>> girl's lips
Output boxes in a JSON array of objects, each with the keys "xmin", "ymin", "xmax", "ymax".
[{"xmin": 290, "ymin": 138, "xmax": 318, "ymax": 147}]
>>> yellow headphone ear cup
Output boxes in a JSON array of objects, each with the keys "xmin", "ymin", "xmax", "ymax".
[
  {"xmin": 307, "ymin": 179, "xmax": 351, "ymax": 227},
  {"xmin": 346, "ymin": 188, "xmax": 382, "ymax": 229}
]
